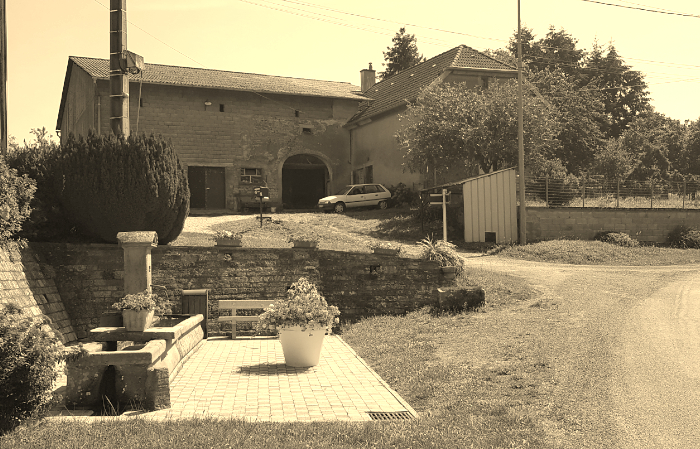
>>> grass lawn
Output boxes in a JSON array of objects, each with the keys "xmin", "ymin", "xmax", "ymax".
[{"xmin": 3, "ymin": 208, "xmax": 698, "ymax": 448}]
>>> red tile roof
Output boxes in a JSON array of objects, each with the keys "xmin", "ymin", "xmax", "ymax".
[
  {"xmin": 347, "ymin": 45, "xmax": 516, "ymax": 125},
  {"xmin": 68, "ymin": 56, "xmax": 366, "ymax": 101}
]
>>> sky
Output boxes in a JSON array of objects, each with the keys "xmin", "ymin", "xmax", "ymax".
[{"xmin": 6, "ymin": 0, "xmax": 700, "ymax": 144}]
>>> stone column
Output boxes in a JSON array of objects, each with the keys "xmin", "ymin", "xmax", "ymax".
[{"xmin": 117, "ymin": 231, "xmax": 157, "ymax": 295}]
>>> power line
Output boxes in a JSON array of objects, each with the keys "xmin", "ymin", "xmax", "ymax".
[{"xmin": 580, "ymin": 0, "xmax": 700, "ymax": 18}]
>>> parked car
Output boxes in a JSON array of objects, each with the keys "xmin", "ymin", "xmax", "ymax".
[{"xmin": 317, "ymin": 184, "xmax": 391, "ymax": 213}]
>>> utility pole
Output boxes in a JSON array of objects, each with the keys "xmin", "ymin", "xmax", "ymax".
[
  {"xmin": 0, "ymin": 0, "xmax": 7, "ymax": 157},
  {"xmin": 517, "ymin": 0, "xmax": 527, "ymax": 245},
  {"xmin": 110, "ymin": 0, "xmax": 129, "ymax": 136}
]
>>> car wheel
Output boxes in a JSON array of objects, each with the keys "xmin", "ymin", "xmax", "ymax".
[
  {"xmin": 378, "ymin": 200, "xmax": 388, "ymax": 210},
  {"xmin": 333, "ymin": 202, "xmax": 345, "ymax": 213}
]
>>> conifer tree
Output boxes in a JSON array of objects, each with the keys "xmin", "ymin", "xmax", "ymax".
[{"xmin": 381, "ymin": 27, "xmax": 425, "ymax": 80}]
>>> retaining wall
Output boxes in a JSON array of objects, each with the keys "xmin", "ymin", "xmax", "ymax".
[
  {"xmin": 26, "ymin": 243, "xmax": 445, "ymax": 342},
  {"xmin": 526, "ymin": 207, "xmax": 700, "ymax": 243}
]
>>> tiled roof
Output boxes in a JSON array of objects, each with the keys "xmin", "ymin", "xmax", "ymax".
[
  {"xmin": 68, "ymin": 56, "xmax": 366, "ymax": 101},
  {"xmin": 347, "ymin": 45, "xmax": 516, "ymax": 125}
]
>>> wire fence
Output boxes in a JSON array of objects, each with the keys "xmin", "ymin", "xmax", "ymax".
[{"xmin": 522, "ymin": 176, "xmax": 700, "ymax": 209}]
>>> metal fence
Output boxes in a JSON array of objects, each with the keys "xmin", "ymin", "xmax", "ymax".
[{"xmin": 522, "ymin": 176, "xmax": 700, "ymax": 209}]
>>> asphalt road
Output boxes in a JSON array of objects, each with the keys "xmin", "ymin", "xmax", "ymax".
[{"xmin": 462, "ymin": 256, "xmax": 700, "ymax": 448}]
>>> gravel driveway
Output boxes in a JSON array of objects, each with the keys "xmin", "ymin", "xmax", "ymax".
[{"xmin": 462, "ymin": 256, "xmax": 700, "ymax": 448}]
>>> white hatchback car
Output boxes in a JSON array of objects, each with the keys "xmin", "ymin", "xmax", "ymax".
[{"xmin": 317, "ymin": 184, "xmax": 391, "ymax": 213}]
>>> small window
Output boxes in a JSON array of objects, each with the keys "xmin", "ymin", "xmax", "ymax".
[
  {"xmin": 240, "ymin": 168, "xmax": 262, "ymax": 184},
  {"xmin": 294, "ymin": 110, "xmax": 300, "ymax": 117},
  {"xmin": 139, "ymin": 98, "xmax": 144, "ymax": 107},
  {"xmin": 481, "ymin": 76, "xmax": 489, "ymax": 89},
  {"xmin": 302, "ymin": 127, "xmax": 313, "ymax": 135},
  {"xmin": 219, "ymin": 104, "xmax": 225, "ymax": 112}
]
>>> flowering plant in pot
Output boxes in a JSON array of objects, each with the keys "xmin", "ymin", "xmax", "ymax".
[
  {"xmin": 111, "ymin": 290, "xmax": 172, "ymax": 331},
  {"xmin": 369, "ymin": 241, "xmax": 402, "ymax": 255},
  {"xmin": 214, "ymin": 230, "xmax": 243, "ymax": 247},
  {"xmin": 256, "ymin": 277, "xmax": 340, "ymax": 367}
]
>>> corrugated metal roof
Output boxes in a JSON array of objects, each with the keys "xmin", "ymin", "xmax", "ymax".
[
  {"xmin": 69, "ymin": 56, "xmax": 366, "ymax": 101},
  {"xmin": 347, "ymin": 45, "xmax": 516, "ymax": 125}
]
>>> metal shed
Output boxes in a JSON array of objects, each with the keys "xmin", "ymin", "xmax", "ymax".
[{"xmin": 463, "ymin": 168, "xmax": 518, "ymax": 244}]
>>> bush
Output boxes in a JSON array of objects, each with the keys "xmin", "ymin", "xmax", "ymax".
[
  {"xmin": 668, "ymin": 225, "xmax": 700, "ymax": 249},
  {"xmin": 0, "ymin": 157, "xmax": 36, "ymax": 243},
  {"xmin": 387, "ymin": 183, "xmax": 420, "ymax": 208},
  {"xmin": 527, "ymin": 174, "xmax": 580, "ymax": 206},
  {"xmin": 418, "ymin": 236, "xmax": 465, "ymax": 273},
  {"xmin": 5, "ymin": 132, "xmax": 71, "ymax": 241},
  {"xmin": 594, "ymin": 231, "xmax": 640, "ymax": 247},
  {"xmin": 57, "ymin": 131, "xmax": 190, "ymax": 244},
  {"xmin": 0, "ymin": 303, "xmax": 64, "ymax": 434}
]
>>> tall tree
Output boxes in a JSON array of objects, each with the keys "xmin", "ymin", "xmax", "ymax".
[
  {"xmin": 397, "ymin": 80, "xmax": 562, "ymax": 176},
  {"xmin": 584, "ymin": 42, "xmax": 651, "ymax": 139},
  {"xmin": 508, "ymin": 26, "xmax": 586, "ymax": 81},
  {"xmin": 380, "ymin": 27, "xmax": 425, "ymax": 80},
  {"xmin": 679, "ymin": 118, "xmax": 700, "ymax": 177}
]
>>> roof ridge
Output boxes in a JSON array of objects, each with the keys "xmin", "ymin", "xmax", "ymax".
[{"xmin": 68, "ymin": 55, "xmax": 357, "ymax": 86}]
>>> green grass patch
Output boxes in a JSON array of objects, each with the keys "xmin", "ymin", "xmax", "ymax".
[{"xmin": 490, "ymin": 239, "xmax": 700, "ymax": 265}]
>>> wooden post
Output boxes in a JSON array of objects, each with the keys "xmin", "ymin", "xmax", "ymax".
[
  {"xmin": 0, "ymin": 0, "xmax": 7, "ymax": 157},
  {"xmin": 110, "ymin": 0, "xmax": 129, "ymax": 136},
  {"xmin": 442, "ymin": 189, "xmax": 447, "ymax": 242},
  {"xmin": 545, "ymin": 174, "xmax": 549, "ymax": 207},
  {"xmin": 616, "ymin": 179, "xmax": 620, "ymax": 208}
]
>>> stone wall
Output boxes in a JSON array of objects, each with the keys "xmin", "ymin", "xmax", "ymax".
[
  {"xmin": 526, "ymin": 207, "xmax": 700, "ymax": 243},
  {"xmin": 27, "ymin": 243, "xmax": 445, "ymax": 341},
  {"xmin": 0, "ymin": 244, "xmax": 76, "ymax": 343}
]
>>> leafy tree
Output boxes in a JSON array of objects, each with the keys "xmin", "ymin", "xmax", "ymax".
[
  {"xmin": 530, "ymin": 69, "xmax": 605, "ymax": 175},
  {"xmin": 591, "ymin": 137, "xmax": 636, "ymax": 180},
  {"xmin": 678, "ymin": 118, "xmax": 700, "ymax": 177},
  {"xmin": 57, "ymin": 131, "xmax": 189, "ymax": 244},
  {"xmin": 397, "ymin": 80, "xmax": 562, "ymax": 177},
  {"xmin": 380, "ymin": 27, "xmax": 425, "ymax": 80},
  {"xmin": 0, "ymin": 157, "xmax": 36, "ymax": 242}
]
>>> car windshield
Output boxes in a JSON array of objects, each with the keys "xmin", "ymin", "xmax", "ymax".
[{"xmin": 335, "ymin": 186, "xmax": 353, "ymax": 195}]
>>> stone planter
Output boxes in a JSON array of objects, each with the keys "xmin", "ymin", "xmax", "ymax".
[
  {"xmin": 216, "ymin": 237, "xmax": 242, "ymax": 247},
  {"xmin": 292, "ymin": 240, "xmax": 318, "ymax": 249},
  {"xmin": 441, "ymin": 266, "xmax": 458, "ymax": 280},
  {"xmin": 278, "ymin": 325, "xmax": 326, "ymax": 367},
  {"xmin": 122, "ymin": 309, "xmax": 155, "ymax": 332},
  {"xmin": 373, "ymin": 247, "xmax": 400, "ymax": 256},
  {"xmin": 100, "ymin": 311, "xmax": 123, "ymax": 327}
]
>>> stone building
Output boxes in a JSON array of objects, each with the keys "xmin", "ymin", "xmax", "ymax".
[
  {"xmin": 56, "ymin": 45, "xmax": 516, "ymax": 211},
  {"xmin": 56, "ymin": 57, "xmax": 365, "ymax": 211}
]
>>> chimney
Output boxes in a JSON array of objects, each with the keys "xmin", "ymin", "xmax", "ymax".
[{"xmin": 360, "ymin": 63, "xmax": 376, "ymax": 93}]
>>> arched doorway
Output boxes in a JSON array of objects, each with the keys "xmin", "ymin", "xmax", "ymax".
[{"xmin": 282, "ymin": 154, "xmax": 329, "ymax": 209}]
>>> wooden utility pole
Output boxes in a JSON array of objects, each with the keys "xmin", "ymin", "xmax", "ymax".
[
  {"xmin": 110, "ymin": 0, "xmax": 129, "ymax": 136},
  {"xmin": 0, "ymin": 0, "xmax": 7, "ymax": 156},
  {"xmin": 517, "ymin": 0, "xmax": 527, "ymax": 244}
]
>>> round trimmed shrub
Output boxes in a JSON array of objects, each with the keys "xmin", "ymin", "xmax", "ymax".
[
  {"xmin": 0, "ymin": 303, "xmax": 63, "ymax": 433},
  {"xmin": 594, "ymin": 231, "xmax": 639, "ymax": 247},
  {"xmin": 57, "ymin": 132, "xmax": 189, "ymax": 244},
  {"xmin": 668, "ymin": 225, "xmax": 700, "ymax": 249},
  {"xmin": 0, "ymin": 156, "xmax": 36, "ymax": 243}
]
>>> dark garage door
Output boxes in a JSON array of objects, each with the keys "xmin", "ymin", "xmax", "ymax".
[
  {"xmin": 188, "ymin": 166, "xmax": 226, "ymax": 209},
  {"xmin": 282, "ymin": 155, "xmax": 327, "ymax": 209}
]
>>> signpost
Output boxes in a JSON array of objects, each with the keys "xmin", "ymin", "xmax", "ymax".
[
  {"xmin": 254, "ymin": 187, "xmax": 270, "ymax": 227},
  {"xmin": 429, "ymin": 189, "xmax": 450, "ymax": 241}
]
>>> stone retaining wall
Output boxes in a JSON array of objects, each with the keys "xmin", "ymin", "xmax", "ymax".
[
  {"xmin": 0, "ymin": 244, "xmax": 76, "ymax": 343},
  {"xmin": 26, "ymin": 244, "xmax": 445, "ymax": 342}
]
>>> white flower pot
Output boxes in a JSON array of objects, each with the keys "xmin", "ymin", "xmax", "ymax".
[
  {"xmin": 278, "ymin": 325, "xmax": 326, "ymax": 367},
  {"xmin": 122, "ymin": 309, "xmax": 155, "ymax": 332}
]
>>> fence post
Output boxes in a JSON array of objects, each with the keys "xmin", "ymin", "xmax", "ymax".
[
  {"xmin": 616, "ymin": 179, "xmax": 620, "ymax": 208},
  {"xmin": 545, "ymin": 174, "xmax": 549, "ymax": 207},
  {"xmin": 683, "ymin": 180, "xmax": 686, "ymax": 209},
  {"xmin": 650, "ymin": 182, "xmax": 653, "ymax": 208},
  {"xmin": 582, "ymin": 177, "xmax": 586, "ymax": 208}
]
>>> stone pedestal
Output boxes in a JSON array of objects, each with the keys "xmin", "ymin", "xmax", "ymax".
[{"xmin": 117, "ymin": 231, "xmax": 158, "ymax": 294}]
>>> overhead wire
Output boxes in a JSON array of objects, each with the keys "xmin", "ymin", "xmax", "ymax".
[{"xmin": 579, "ymin": 0, "xmax": 700, "ymax": 18}]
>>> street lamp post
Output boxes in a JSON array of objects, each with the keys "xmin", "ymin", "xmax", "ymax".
[{"xmin": 517, "ymin": 0, "xmax": 527, "ymax": 244}]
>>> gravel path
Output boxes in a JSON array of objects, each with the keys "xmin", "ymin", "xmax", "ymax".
[{"xmin": 462, "ymin": 256, "xmax": 700, "ymax": 448}]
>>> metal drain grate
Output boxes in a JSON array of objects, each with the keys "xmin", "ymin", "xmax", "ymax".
[{"xmin": 368, "ymin": 411, "xmax": 414, "ymax": 420}]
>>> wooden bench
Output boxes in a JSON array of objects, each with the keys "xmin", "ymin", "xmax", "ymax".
[{"xmin": 217, "ymin": 299, "xmax": 270, "ymax": 339}]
